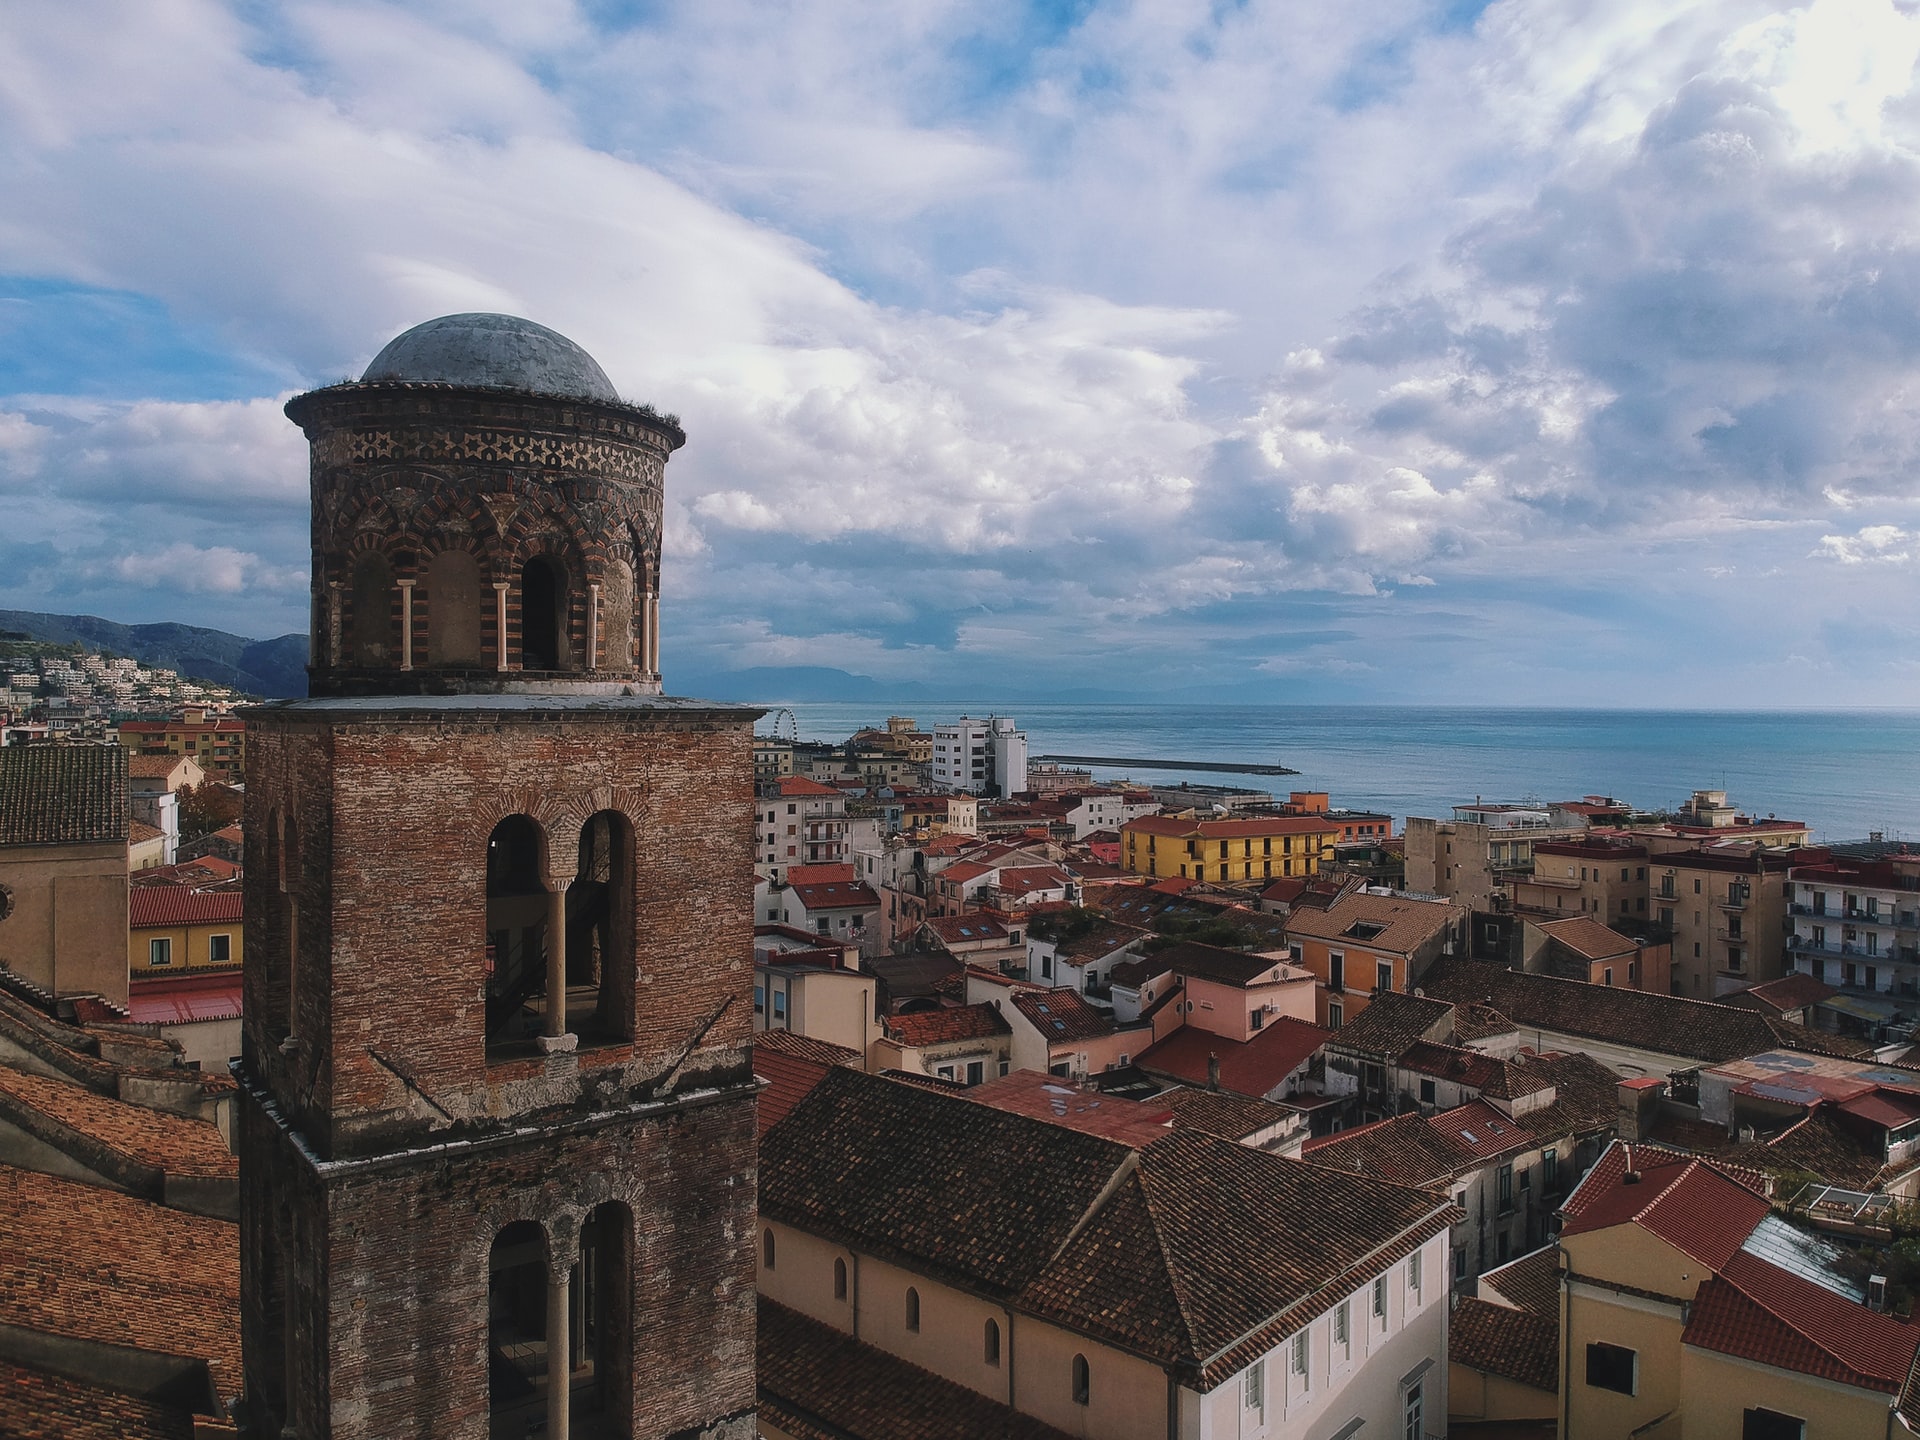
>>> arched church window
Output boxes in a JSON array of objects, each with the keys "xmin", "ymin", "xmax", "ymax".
[
  {"xmin": 349, "ymin": 551, "xmax": 396, "ymax": 666},
  {"xmin": 485, "ymin": 816, "xmax": 548, "ymax": 1058},
  {"xmin": 519, "ymin": 556, "xmax": 566, "ymax": 671},
  {"xmin": 427, "ymin": 549, "xmax": 483, "ymax": 666}
]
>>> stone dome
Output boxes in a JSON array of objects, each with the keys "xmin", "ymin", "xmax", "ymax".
[{"xmin": 361, "ymin": 313, "xmax": 621, "ymax": 404}]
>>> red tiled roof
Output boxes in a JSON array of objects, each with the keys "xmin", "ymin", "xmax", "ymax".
[
  {"xmin": 967, "ymin": 1070, "xmax": 1174, "ymax": 1147},
  {"xmin": 0, "ymin": 1358, "xmax": 200, "ymax": 1440},
  {"xmin": 790, "ymin": 879, "xmax": 879, "ymax": 912},
  {"xmin": 777, "ymin": 776, "xmax": 843, "ymax": 798},
  {"xmin": 994, "ymin": 865, "xmax": 1071, "ymax": 895},
  {"xmin": 1722, "ymin": 972, "xmax": 1838, "ymax": 1017},
  {"xmin": 1135, "ymin": 1016, "xmax": 1329, "ymax": 1099},
  {"xmin": 1533, "ymin": 915, "xmax": 1639, "ymax": 961},
  {"xmin": 883, "ymin": 1003, "xmax": 1010, "ymax": 1048},
  {"xmin": 1839, "ymin": 1088, "xmax": 1920, "ymax": 1129},
  {"xmin": 756, "ymin": 1029, "xmax": 862, "ymax": 1067},
  {"xmin": 754, "ymin": 1047, "xmax": 835, "ymax": 1137},
  {"xmin": 1686, "ymin": 1248, "xmax": 1920, "ymax": 1393},
  {"xmin": 1010, "ymin": 989, "xmax": 1114, "ymax": 1044},
  {"xmin": 1427, "ymin": 1100, "xmax": 1536, "ymax": 1161},
  {"xmin": 786, "ymin": 863, "xmax": 855, "ymax": 885},
  {"xmin": 127, "ymin": 754, "xmax": 194, "ymax": 780},
  {"xmin": 128, "ymin": 889, "xmax": 243, "ymax": 928},
  {"xmin": 1559, "ymin": 1142, "xmax": 1769, "ymax": 1268},
  {"xmin": 126, "ymin": 971, "xmax": 244, "ymax": 1025},
  {"xmin": 1450, "ymin": 1296, "xmax": 1558, "ymax": 1392},
  {"xmin": 0, "ymin": 1067, "xmax": 235, "ymax": 1180},
  {"xmin": 922, "ymin": 915, "xmax": 1008, "ymax": 944}
]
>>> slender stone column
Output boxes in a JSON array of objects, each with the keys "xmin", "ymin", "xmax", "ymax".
[
  {"xmin": 546, "ymin": 1267, "xmax": 571, "ymax": 1440},
  {"xmin": 326, "ymin": 585, "xmax": 343, "ymax": 668},
  {"xmin": 544, "ymin": 880, "xmax": 570, "ymax": 1041},
  {"xmin": 493, "ymin": 581, "xmax": 511, "ymax": 671},
  {"xmin": 586, "ymin": 582, "xmax": 601, "ymax": 671},
  {"xmin": 396, "ymin": 580, "xmax": 415, "ymax": 670},
  {"xmin": 647, "ymin": 591, "xmax": 660, "ymax": 679}
]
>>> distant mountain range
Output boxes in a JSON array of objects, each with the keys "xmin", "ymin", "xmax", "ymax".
[{"xmin": 0, "ymin": 610, "xmax": 308, "ymax": 698}]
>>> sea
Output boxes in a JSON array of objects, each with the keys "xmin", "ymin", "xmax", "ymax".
[{"xmin": 764, "ymin": 704, "xmax": 1920, "ymax": 844}]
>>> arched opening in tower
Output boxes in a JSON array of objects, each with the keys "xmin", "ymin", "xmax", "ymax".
[
  {"xmin": 569, "ymin": 811, "xmax": 633, "ymax": 1045},
  {"xmin": 349, "ymin": 550, "xmax": 396, "ymax": 667},
  {"xmin": 484, "ymin": 814, "xmax": 548, "ymax": 1058},
  {"xmin": 487, "ymin": 1220, "xmax": 551, "ymax": 1428},
  {"xmin": 426, "ymin": 548, "xmax": 482, "ymax": 666},
  {"xmin": 520, "ymin": 556, "xmax": 566, "ymax": 671},
  {"xmin": 578, "ymin": 1201, "xmax": 634, "ymax": 1426}
]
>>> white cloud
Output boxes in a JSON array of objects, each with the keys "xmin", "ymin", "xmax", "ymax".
[{"xmin": 1815, "ymin": 525, "xmax": 1916, "ymax": 564}]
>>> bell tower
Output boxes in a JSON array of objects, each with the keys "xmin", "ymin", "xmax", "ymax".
[{"xmin": 235, "ymin": 314, "xmax": 758, "ymax": 1439}]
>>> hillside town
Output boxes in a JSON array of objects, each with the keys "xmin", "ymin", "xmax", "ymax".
[
  {"xmin": 3, "ymin": 695, "xmax": 1920, "ymax": 1436},
  {"xmin": 1, "ymin": 633, "xmax": 250, "ymax": 751}
]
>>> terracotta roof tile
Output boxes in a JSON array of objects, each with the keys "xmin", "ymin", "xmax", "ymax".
[
  {"xmin": 1428, "ymin": 1100, "xmax": 1536, "ymax": 1161},
  {"xmin": 753, "ymin": 1047, "xmax": 835, "ymax": 1137},
  {"xmin": 1420, "ymin": 958, "xmax": 1874, "ymax": 1064},
  {"xmin": 1532, "ymin": 915, "xmax": 1638, "ymax": 961},
  {"xmin": 922, "ymin": 914, "xmax": 1008, "ymax": 945},
  {"xmin": 882, "ymin": 1003, "xmax": 1010, "ymax": 1048},
  {"xmin": 0, "ymin": 744, "xmax": 127, "ymax": 847},
  {"xmin": 1479, "ymin": 1245, "xmax": 1560, "ymax": 1317},
  {"xmin": 1559, "ymin": 1143, "xmax": 1769, "ymax": 1269},
  {"xmin": 777, "ymin": 776, "xmax": 844, "ymax": 798},
  {"xmin": 966, "ymin": 1071, "xmax": 1174, "ymax": 1147},
  {"xmin": 761, "ymin": 1068, "xmax": 1133, "ymax": 1298},
  {"xmin": 1009, "ymin": 989, "xmax": 1114, "ymax": 1043},
  {"xmin": 790, "ymin": 878, "xmax": 879, "ymax": 911},
  {"xmin": 1686, "ymin": 1249, "xmax": 1920, "ymax": 1393},
  {"xmin": 757, "ymin": 1298, "xmax": 1074, "ymax": 1440},
  {"xmin": 0, "ymin": 1359, "xmax": 196, "ymax": 1440},
  {"xmin": 1152, "ymin": 1085, "xmax": 1297, "ymax": 1141},
  {"xmin": 1156, "ymin": 941, "xmax": 1300, "ymax": 988},
  {"xmin": 0, "ymin": 1164, "xmax": 239, "ymax": 1399},
  {"xmin": 1325, "ymin": 990, "xmax": 1455, "ymax": 1059},
  {"xmin": 128, "ymin": 889, "xmax": 243, "ymax": 928},
  {"xmin": 1284, "ymin": 890, "xmax": 1466, "ymax": 955},
  {"xmin": 785, "ymin": 863, "xmax": 856, "ymax": 885},
  {"xmin": 0, "ymin": 1066, "xmax": 235, "ymax": 1181},
  {"xmin": 1302, "ymin": 1113, "xmax": 1470, "ymax": 1187},
  {"xmin": 1451, "ymin": 1296, "xmax": 1559, "ymax": 1392},
  {"xmin": 1135, "ymin": 1016, "xmax": 1328, "ymax": 1099},
  {"xmin": 755, "ymin": 1029, "xmax": 862, "ymax": 1067}
]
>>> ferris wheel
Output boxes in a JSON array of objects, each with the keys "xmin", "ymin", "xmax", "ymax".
[{"xmin": 763, "ymin": 706, "xmax": 798, "ymax": 742}]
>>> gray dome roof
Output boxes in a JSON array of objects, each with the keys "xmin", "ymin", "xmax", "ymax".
[{"xmin": 361, "ymin": 313, "xmax": 620, "ymax": 403}]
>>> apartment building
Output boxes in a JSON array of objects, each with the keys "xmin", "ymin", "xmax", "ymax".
[
  {"xmin": 1283, "ymin": 889, "xmax": 1467, "ymax": 1028},
  {"xmin": 1651, "ymin": 846, "xmax": 1803, "ymax": 999},
  {"xmin": 757, "ymin": 775, "xmax": 850, "ymax": 882},
  {"xmin": 931, "ymin": 715, "xmax": 1028, "ymax": 797},
  {"xmin": 116, "ymin": 706, "xmax": 245, "ymax": 785},
  {"xmin": 1506, "ymin": 839, "xmax": 1650, "ymax": 924},
  {"xmin": 753, "ymin": 926, "xmax": 878, "ymax": 1058},
  {"xmin": 1403, "ymin": 812, "xmax": 1588, "ymax": 911},
  {"xmin": 757, "ymin": 1066, "xmax": 1458, "ymax": 1440},
  {"xmin": 1785, "ymin": 851, "xmax": 1920, "ymax": 1037},
  {"xmin": 1121, "ymin": 814, "xmax": 1341, "ymax": 885}
]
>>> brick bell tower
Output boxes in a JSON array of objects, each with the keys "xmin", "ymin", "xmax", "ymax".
[{"xmin": 236, "ymin": 314, "xmax": 758, "ymax": 1440}]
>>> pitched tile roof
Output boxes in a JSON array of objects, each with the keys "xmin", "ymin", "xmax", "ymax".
[
  {"xmin": 1729, "ymin": 1107, "xmax": 1901, "ymax": 1191},
  {"xmin": 1508, "ymin": 1049, "xmax": 1625, "ymax": 1139},
  {"xmin": 1009, "ymin": 989, "xmax": 1114, "ymax": 1043},
  {"xmin": 1478, "ymin": 1245, "xmax": 1560, "ymax": 1317},
  {"xmin": 0, "ymin": 1163, "xmax": 239, "ymax": 1399},
  {"xmin": 755, "ymin": 1028, "xmax": 863, "ymax": 1067},
  {"xmin": 1686, "ymin": 1249, "xmax": 1920, "ymax": 1394},
  {"xmin": 0, "ymin": 1358, "xmax": 198, "ymax": 1440},
  {"xmin": 761, "ymin": 1068, "xmax": 1133, "ymax": 1299},
  {"xmin": 1419, "ymin": 958, "xmax": 1874, "ymax": 1064},
  {"xmin": 922, "ymin": 914, "xmax": 1009, "ymax": 945},
  {"xmin": 966, "ymin": 1070, "xmax": 1174, "ymax": 1147},
  {"xmin": 753, "ymin": 1046, "xmax": 835, "ymax": 1137},
  {"xmin": 1399, "ymin": 1040, "xmax": 1553, "ymax": 1098},
  {"xmin": 1721, "ymin": 972, "xmax": 1839, "ymax": 1017},
  {"xmin": 777, "ymin": 776, "xmax": 844, "ymax": 798},
  {"xmin": 0, "ymin": 1066, "xmax": 235, "ymax": 1183},
  {"xmin": 1559, "ymin": 1142, "xmax": 1770, "ymax": 1269},
  {"xmin": 790, "ymin": 878, "xmax": 880, "ymax": 911},
  {"xmin": 1152, "ymin": 1085, "xmax": 1298, "ymax": 1142},
  {"xmin": 127, "ymin": 888, "xmax": 244, "ymax": 929},
  {"xmin": 1156, "ymin": 940, "xmax": 1301, "ymax": 988},
  {"xmin": 1532, "ymin": 914, "xmax": 1639, "ymax": 961},
  {"xmin": 882, "ymin": 1003, "xmax": 1010, "ymax": 1048},
  {"xmin": 1134, "ymin": 1015, "xmax": 1329, "ymax": 1098},
  {"xmin": 1021, "ymin": 1128, "xmax": 1455, "ymax": 1387},
  {"xmin": 757, "ymin": 1298, "xmax": 1075, "ymax": 1440},
  {"xmin": 1045, "ymin": 918, "xmax": 1149, "ymax": 961},
  {"xmin": 785, "ymin": 863, "xmax": 856, "ymax": 885},
  {"xmin": 1302, "ymin": 1113, "xmax": 1475, "ymax": 1187},
  {"xmin": 127, "ymin": 754, "xmax": 194, "ymax": 781},
  {"xmin": 1284, "ymin": 890, "xmax": 1465, "ymax": 954},
  {"xmin": 1450, "ymin": 1296, "xmax": 1559, "ymax": 1392},
  {"xmin": 1324, "ymin": 990, "xmax": 1455, "ymax": 1059},
  {"xmin": 0, "ymin": 744, "xmax": 127, "ymax": 847},
  {"xmin": 1428, "ymin": 1100, "xmax": 1538, "ymax": 1161}
]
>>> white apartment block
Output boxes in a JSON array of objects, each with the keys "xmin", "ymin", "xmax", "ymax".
[{"xmin": 932, "ymin": 715, "xmax": 1028, "ymax": 797}]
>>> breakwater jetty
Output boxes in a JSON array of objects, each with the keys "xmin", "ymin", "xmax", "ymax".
[{"xmin": 1034, "ymin": 753, "xmax": 1301, "ymax": 777}]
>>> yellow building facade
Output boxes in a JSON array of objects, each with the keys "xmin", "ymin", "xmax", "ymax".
[
  {"xmin": 1121, "ymin": 815, "xmax": 1339, "ymax": 884},
  {"xmin": 128, "ymin": 890, "xmax": 243, "ymax": 976}
]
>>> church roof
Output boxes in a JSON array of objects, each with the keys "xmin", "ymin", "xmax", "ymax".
[{"xmin": 361, "ymin": 312, "xmax": 621, "ymax": 404}]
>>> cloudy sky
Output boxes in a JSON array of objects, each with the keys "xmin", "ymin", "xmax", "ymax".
[{"xmin": 2, "ymin": 0, "xmax": 1918, "ymax": 704}]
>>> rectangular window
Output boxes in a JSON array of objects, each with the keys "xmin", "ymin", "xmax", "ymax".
[
  {"xmin": 1334, "ymin": 1301, "xmax": 1350, "ymax": 1349},
  {"xmin": 771, "ymin": 990, "xmax": 787, "ymax": 1020},
  {"xmin": 1419, "ymin": 1078, "xmax": 1436, "ymax": 1104},
  {"xmin": 1586, "ymin": 1342, "xmax": 1636, "ymax": 1395},
  {"xmin": 753, "ymin": 983, "xmax": 765, "ymax": 1015},
  {"xmin": 1497, "ymin": 1164, "xmax": 1514, "ymax": 1213},
  {"xmin": 1376, "ymin": 960, "xmax": 1393, "ymax": 992},
  {"xmin": 1408, "ymin": 1250, "xmax": 1421, "ymax": 1295},
  {"xmin": 1329, "ymin": 951, "xmax": 1345, "ymax": 991},
  {"xmin": 207, "ymin": 933, "xmax": 231, "ymax": 964},
  {"xmin": 936, "ymin": 1064, "xmax": 955, "ymax": 1080},
  {"xmin": 1328, "ymin": 1001, "xmax": 1344, "ymax": 1029},
  {"xmin": 1245, "ymin": 1359, "xmax": 1264, "ymax": 1412},
  {"xmin": 1290, "ymin": 1331, "xmax": 1309, "ymax": 1384},
  {"xmin": 1543, "ymin": 1148, "xmax": 1558, "ymax": 1190},
  {"xmin": 1372, "ymin": 1275, "xmax": 1387, "ymax": 1325},
  {"xmin": 966, "ymin": 1060, "xmax": 984, "ymax": 1086}
]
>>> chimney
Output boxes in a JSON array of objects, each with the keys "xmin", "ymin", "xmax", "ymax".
[
  {"xmin": 1207, "ymin": 1053, "xmax": 1221, "ymax": 1092},
  {"xmin": 1616, "ymin": 1078, "xmax": 1665, "ymax": 1143}
]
